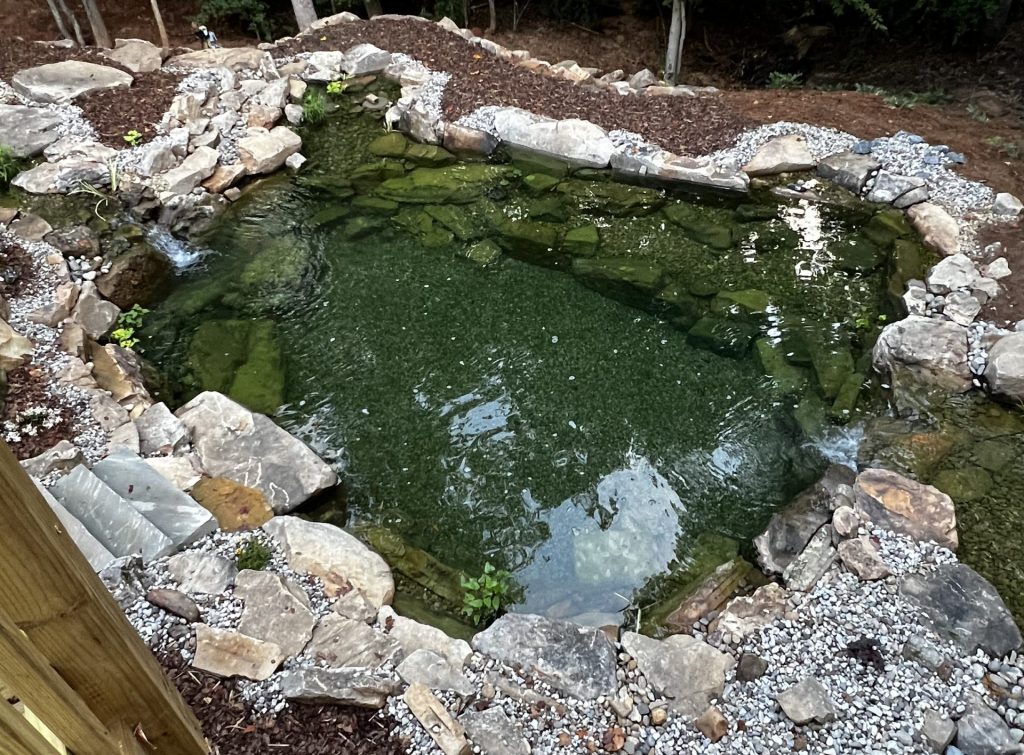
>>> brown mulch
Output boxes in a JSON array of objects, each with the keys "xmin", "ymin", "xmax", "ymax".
[
  {"xmin": 1, "ymin": 365, "xmax": 75, "ymax": 459},
  {"xmin": 977, "ymin": 219, "xmax": 1024, "ymax": 329},
  {"xmin": 160, "ymin": 652, "xmax": 407, "ymax": 755},
  {"xmin": 0, "ymin": 242, "xmax": 33, "ymax": 300},
  {"xmin": 278, "ymin": 17, "xmax": 752, "ymax": 156},
  {"xmin": 0, "ymin": 39, "xmax": 181, "ymax": 148}
]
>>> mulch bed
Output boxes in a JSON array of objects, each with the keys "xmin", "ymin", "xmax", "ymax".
[
  {"xmin": 1, "ymin": 365, "xmax": 75, "ymax": 459},
  {"xmin": 0, "ymin": 39, "xmax": 181, "ymax": 148},
  {"xmin": 160, "ymin": 652, "xmax": 407, "ymax": 755},
  {"xmin": 0, "ymin": 242, "xmax": 34, "ymax": 300},
  {"xmin": 977, "ymin": 219, "xmax": 1024, "ymax": 329},
  {"xmin": 278, "ymin": 17, "xmax": 752, "ymax": 156}
]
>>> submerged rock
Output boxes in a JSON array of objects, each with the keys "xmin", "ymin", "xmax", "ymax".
[
  {"xmin": 376, "ymin": 164, "xmax": 513, "ymax": 204},
  {"xmin": 555, "ymin": 180, "xmax": 663, "ymax": 216},
  {"xmin": 187, "ymin": 319, "xmax": 285, "ymax": 415},
  {"xmin": 686, "ymin": 317, "xmax": 757, "ymax": 358},
  {"xmin": 571, "ymin": 257, "xmax": 665, "ymax": 311},
  {"xmin": 663, "ymin": 204, "xmax": 735, "ymax": 250}
]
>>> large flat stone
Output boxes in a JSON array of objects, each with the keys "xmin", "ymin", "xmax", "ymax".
[
  {"xmin": 816, "ymin": 151, "xmax": 879, "ymax": 193},
  {"xmin": 279, "ymin": 667, "xmax": 400, "ymax": 707},
  {"xmin": 396, "ymin": 649, "xmax": 474, "ymax": 696},
  {"xmin": 872, "ymin": 315, "xmax": 971, "ymax": 395},
  {"xmin": 782, "ymin": 525, "xmax": 835, "ymax": 592},
  {"xmin": 263, "ymin": 516, "xmax": 393, "ymax": 606},
  {"xmin": 167, "ymin": 551, "xmax": 237, "ymax": 594},
  {"xmin": 166, "ymin": 47, "xmax": 266, "ymax": 71},
  {"xmin": 460, "ymin": 707, "xmax": 529, "ymax": 755},
  {"xmin": 236, "ymin": 569, "xmax": 316, "ymax": 658},
  {"xmin": 20, "ymin": 439, "xmax": 83, "ymax": 479},
  {"xmin": 404, "ymin": 683, "xmax": 471, "ymax": 755},
  {"xmin": 304, "ymin": 614, "xmax": 401, "ymax": 669},
  {"xmin": 91, "ymin": 451, "xmax": 216, "ymax": 548},
  {"xmin": 491, "ymin": 107, "xmax": 615, "ymax": 169},
  {"xmin": 192, "ymin": 624, "xmax": 283, "ymax": 681},
  {"xmin": 377, "ymin": 606, "xmax": 470, "ymax": 667},
  {"xmin": 101, "ymin": 38, "xmax": 163, "ymax": 73},
  {"xmin": 50, "ymin": 465, "xmax": 174, "ymax": 561},
  {"xmin": 0, "ymin": 105, "xmax": 63, "ymax": 157},
  {"xmin": 472, "ymin": 613, "xmax": 618, "ymax": 700},
  {"xmin": 176, "ymin": 392, "xmax": 337, "ymax": 514},
  {"xmin": 621, "ymin": 631, "xmax": 734, "ymax": 717},
  {"xmin": 853, "ymin": 468, "xmax": 957, "ymax": 550},
  {"xmin": 901, "ymin": 563, "xmax": 1021, "ymax": 657},
  {"xmin": 743, "ymin": 135, "xmax": 816, "ymax": 176},
  {"xmin": 36, "ymin": 482, "xmax": 116, "ymax": 572},
  {"xmin": 191, "ymin": 477, "xmax": 274, "ymax": 531},
  {"xmin": 12, "ymin": 60, "xmax": 133, "ymax": 104}
]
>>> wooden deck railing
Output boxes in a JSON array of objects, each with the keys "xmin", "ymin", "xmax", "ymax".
[{"xmin": 0, "ymin": 441, "xmax": 208, "ymax": 754}]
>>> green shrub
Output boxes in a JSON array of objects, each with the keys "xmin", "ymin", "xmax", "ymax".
[
  {"xmin": 460, "ymin": 562, "xmax": 516, "ymax": 626},
  {"xmin": 303, "ymin": 88, "xmax": 326, "ymax": 125},
  {"xmin": 0, "ymin": 146, "xmax": 21, "ymax": 188},
  {"xmin": 110, "ymin": 304, "xmax": 150, "ymax": 351},
  {"xmin": 235, "ymin": 537, "xmax": 272, "ymax": 570},
  {"xmin": 767, "ymin": 71, "xmax": 803, "ymax": 89}
]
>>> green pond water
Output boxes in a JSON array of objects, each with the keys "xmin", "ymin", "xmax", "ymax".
[{"xmin": 126, "ymin": 85, "xmax": 1022, "ymax": 628}]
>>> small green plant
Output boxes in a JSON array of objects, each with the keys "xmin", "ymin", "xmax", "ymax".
[
  {"xmin": 984, "ymin": 136, "xmax": 1023, "ymax": 160},
  {"xmin": 326, "ymin": 80, "xmax": 346, "ymax": 95},
  {"xmin": 0, "ymin": 145, "xmax": 22, "ymax": 188},
  {"xmin": 461, "ymin": 562, "xmax": 515, "ymax": 626},
  {"xmin": 235, "ymin": 537, "xmax": 272, "ymax": 571},
  {"xmin": 883, "ymin": 89, "xmax": 950, "ymax": 109},
  {"xmin": 966, "ymin": 104, "xmax": 990, "ymax": 123},
  {"xmin": 123, "ymin": 129, "xmax": 143, "ymax": 147},
  {"xmin": 767, "ymin": 71, "xmax": 803, "ymax": 90},
  {"xmin": 110, "ymin": 304, "xmax": 150, "ymax": 350},
  {"xmin": 303, "ymin": 88, "xmax": 326, "ymax": 125},
  {"xmin": 853, "ymin": 311, "xmax": 888, "ymax": 333}
]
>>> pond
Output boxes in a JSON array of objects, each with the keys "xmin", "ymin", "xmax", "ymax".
[{"xmin": 141, "ymin": 84, "xmax": 928, "ymax": 628}]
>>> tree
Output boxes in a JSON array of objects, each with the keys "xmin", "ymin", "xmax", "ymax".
[
  {"xmin": 291, "ymin": 0, "xmax": 318, "ymax": 31},
  {"xmin": 487, "ymin": 0, "xmax": 496, "ymax": 33},
  {"xmin": 664, "ymin": 0, "xmax": 685, "ymax": 85},
  {"xmin": 150, "ymin": 0, "xmax": 170, "ymax": 48},
  {"xmin": 364, "ymin": 0, "xmax": 383, "ymax": 16},
  {"xmin": 47, "ymin": 0, "xmax": 85, "ymax": 45},
  {"xmin": 80, "ymin": 0, "xmax": 111, "ymax": 47}
]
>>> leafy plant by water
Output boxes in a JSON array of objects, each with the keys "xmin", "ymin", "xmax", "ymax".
[
  {"xmin": 235, "ymin": 537, "xmax": 272, "ymax": 571},
  {"xmin": 110, "ymin": 304, "xmax": 150, "ymax": 351},
  {"xmin": 303, "ymin": 88, "xmax": 327, "ymax": 125},
  {"xmin": 461, "ymin": 562, "xmax": 515, "ymax": 626},
  {"xmin": 326, "ymin": 78, "xmax": 349, "ymax": 95}
]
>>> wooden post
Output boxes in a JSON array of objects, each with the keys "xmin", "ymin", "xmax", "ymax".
[
  {"xmin": 150, "ymin": 0, "xmax": 170, "ymax": 49},
  {"xmin": 0, "ymin": 699, "xmax": 61, "ymax": 755},
  {"xmin": 0, "ymin": 442, "xmax": 208, "ymax": 755}
]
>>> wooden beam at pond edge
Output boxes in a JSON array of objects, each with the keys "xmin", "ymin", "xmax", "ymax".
[{"xmin": 0, "ymin": 441, "xmax": 208, "ymax": 755}]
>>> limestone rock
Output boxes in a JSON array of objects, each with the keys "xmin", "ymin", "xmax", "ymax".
[
  {"xmin": 159, "ymin": 146, "xmax": 219, "ymax": 195},
  {"xmin": 872, "ymin": 315, "xmax": 971, "ymax": 394},
  {"xmin": 342, "ymin": 43, "xmax": 392, "ymax": 75},
  {"xmin": 8, "ymin": 212, "xmax": 52, "ymax": 240},
  {"xmin": 238, "ymin": 126, "xmax": 302, "ymax": 175},
  {"xmin": 332, "ymin": 589, "xmax": 377, "ymax": 624},
  {"xmin": 191, "ymin": 477, "xmax": 274, "ymax": 531},
  {"xmin": 694, "ymin": 706, "xmax": 729, "ymax": 743},
  {"xmin": 37, "ymin": 483, "xmax": 116, "ymax": 572},
  {"xmin": 920, "ymin": 710, "xmax": 956, "ymax": 752},
  {"xmin": 396, "ymin": 649, "xmax": 474, "ymax": 696},
  {"xmin": 166, "ymin": 48, "xmax": 266, "ymax": 72},
  {"xmin": 176, "ymin": 392, "xmax": 337, "ymax": 514},
  {"xmin": 146, "ymin": 588, "xmax": 200, "ymax": 622},
  {"xmin": 0, "ymin": 104, "xmax": 63, "ymax": 157},
  {"xmin": 993, "ymin": 192, "xmax": 1023, "ymax": 217},
  {"xmin": 955, "ymin": 696, "xmax": 1018, "ymax": 754},
  {"xmin": 714, "ymin": 583, "xmax": 790, "ymax": 641},
  {"xmin": 491, "ymin": 107, "xmax": 615, "ymax": 169},
  {"xmin": 71, "ymin": 283, "xmax": 120, "ymax": 339},
  {"xmin": 743, "ymin": 135, "xmax": 816, "ymax": 176},
  {"xmin": 167, "ymin": 551, "xmax": 237, "ymax": 594},
  {"xmin": 866, "ymin": 171, "xmax": 928, "ymax": 208},
  {"xmin": 927, "ymin": 253, "xmax": 980, "ymax": 295},
  {"xmin": 837, "ymin": 537, "xmax": 891, "ymax": 580},
  {"xmin": 816, "ymin": 151, "xmax": 879, "ymax": 193},
  {"xmin": 20, "ymin": 440, "xmax": 83, "ymax": 479},
  {"xmin": 12, "ymin": 60, "xmax": 132, "ymax": 104},
  {"xmin": 404, "ymin": 683, "xmax": 471, "ymax": 755},
  {"xmin": 304, "ymin": 613, "xmax": 400, "ymax": 669},
  {"xmin": 136, "ymin": 402, "xmax": 190, "ymax": 456},
  {"xmin": 102, "ymin": 38, "xmax": 163, "ymax": 73},
  {"xmin": 984, "ymin": 332, "xmax": 1024, "ymax": 404},
  {"xmin": 473, "ymin": 614, "xmax": 618, "ymax": 700},
  {"xmin": 460, "ymin": 707, "xmax": 529, "ymax": 755},
  {"xmin": 853, "ymin": 468, "xmax": 957, "ymax": 550},
  {"xmin": 832, "ymin": 505, "xmax": 860, "ymax": 538},
  {"xmin": 89, "ymin": 343, "xmax": 152, "ymax": 406},
  {"xmin": 628, "ymin": 69, "xmax": 659, "ymax": 89},
  {"xmin": 377, "ymin": 605, "xmax": 471, "ymax": 666},
  {"xmin": 279, "ymin": 667, "xmax": 399, "ymax": 708},
  {"xmin": 236, "ymin": 569, "xmax": 316, "ymax": 657},
  {"xmin": 0, "ymin": 320, "xmax": 33, "ymax": 371},
  {"xmin": 621, "ymin": 632, "xmax": 733, "ymax": 717},
  {"xmin": 443, "ymin": 123, "xmax": 498, "ymax": 156},
  {"xmin": 202, "ymin": 164, "xmax": 247, "ymax": 194},
  {"xmin": 13, "ymin": 159, "xmax": 110, "ymax": 194},
  {"xmin": 906, "ymin": 202, "xmax": 960, "ymax": 256},
  {"xmin": 777, "ymin": 677, "xmax": 836, "ymax": 724},
  {"xmin": 782, "ymin": 526, "xmax": 835, "ymax": 592},
  {"xmin": 145, "ymin": 455, "xmax": 203, "ymax": 491},
  {"xmin": 901, "ymin": 563, "xmax": 1022, "ymax": 657},
  {"xmin": 984, "ymin": 257, "xmax": 1011, "ymax": 280},
  {"xmin": 193, "ymin": 624, "xmax": 283, "ymax": 680}
]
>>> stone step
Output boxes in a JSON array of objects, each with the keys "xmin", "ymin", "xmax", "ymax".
[
  {"xmin": 33, "ymin": 480, "xmax": 117, "ymax": 572},
  {"xmin": 91, "ymin": 450, "xmax": 217, "ymax": 549},
  {"xmin": 49, "ymin": 465, "xmax": 175, "ymax": 561}
]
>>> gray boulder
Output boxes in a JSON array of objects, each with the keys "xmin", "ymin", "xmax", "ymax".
[
  {"xmin": 238, "ymin": 126, "xmax": 302, "ymax": 175},
  {"xmin": 816, "ymin": 151, "xmax": 879, "ymax": 193},
  {"xmin": 12, "ymin": 158, "xmax": 110, "ymax": 194},
  {"xmin": 102, "ymin": 38, "xmax": 163, "ymax": 73},
  {"xmin": 621, "ymin": 631, "xmax": 733, "ymax": 717},
  {"xmin": 927, "ymin": 253, "xmax": 980, "ymax": 295},
  {"xmin": 955, "ymin": 696, "xmax": 1018, "ymax": 754},
  {"xmin": 158, "ymin": 145, "xmax": 219, "ymax": 195},
  {"xmin": 166, "ymin": 47, "xmax": 266, "ymax": 72},
  {"xmin": 873, "ymin": 315, "xmax": 971, "ymax": 394},
  {"xmin": 304, "ymin": 613, "xmax": 400, "ymax": 669},
  {"xmin": 473, "ymin": 613, "xmax": 618, "ymax": 699},
  {"xmin": 461, "ymin": 707, "xmax": 529, "ymax": 755},
  {"xmin": 920, "ymin": 710, "xmax": 956, "ymax": 752},
  {"xmin": 341, "ymin": 43, "xmax": 393, "ymax": 75},
  {"xmin": 906, "ymin": 202, "xmax": 961, "ymax": 257},
  {"xmin": 777, "ymin": 677, "xmax": 836, "ymax": 724},
  {"xmin": 837, "ymin": 537, "xmax": 891, "ymax": 580},
  {"xmin": 985, "ymin": 332, "xmax": 1024, "ymax": 404},
  {"xmin": 993, "ymin": 192, "xmax": 1023, "ymax": 217},
  {"xmin": 167, "ymin": 551, "xmax": 236, "ymax": 594},
  {"xmin": 853, "ymin": 468, "xmax": 958, "ymax": 550},
  {"xmin": 377, "ymin": 605, "xmax": 470, "ymax": 666},
  {"xmin": 782, "ymin": 525, "xmax": 835, "ymax": 592},
  {"xmin": 36, "ymin": 482, "xmax": 116, "ymax": 572},
  {"xmin": 20, "ymin": 439, "xmax": 83, "ymax": 479},
  {"xmin": 901, "ymin": 563, "xmax": 1022, "ymax": 657},
  {"xmin": 742, "ymin": 135, "xmax": 816, "ymax": 177},
  {"xmin": 866, "ymin": 170, "xmax": 928, "ymax": 208},
  {"xmin": 279, "ymin": 667, "xmax": 399, "ymax": 707},
  {"xmin": 236, "ymin": 569, "xmax": 317, "ymax": 658},
  {"xmin": 0, "ymin": 105, "xmax": 63, "ymax": 157},
  {"xmin": 135, "ymin": 402, "xmax": 190, "ymax": 456},
  {"xmin": 491, "ymin": 107, "xmax": 615, "ymax": 169},
  {"xmin": 396, "ymin": 649, "xmax": 474, "ymax": 696},
  {"xmin": 12, "ymin": 60, "xmax": 133, "ymax": 104},
  {"xmin": 175, "ymin": 392, "xmax": 337, "ymax": 514}
]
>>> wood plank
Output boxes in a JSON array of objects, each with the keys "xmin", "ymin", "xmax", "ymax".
[
  {"xmin": 0, "ymin": 606, "xmax": 119, "ymax": 755},
  {"xmin": 0, "ymin": 699, "xmax": 62, "ymax": 755},
  {"xmin": 0, "ymin": 443, "xmax": 208, "ymax": 755}
]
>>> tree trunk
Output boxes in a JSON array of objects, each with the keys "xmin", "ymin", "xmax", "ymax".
[
  {"xmin": 364, "ymin": 0, "xmax": 383, "ymax": 17},
  {"xmin": 487, "ymin": 0, "xmax": 497, "ymax": 32},
  {"xmin": 664, "ymin": 0, "xmax": 685, "ymax": 85},
  {"xmin": 150, "ymin": 0, "xmax": 170, "ymax": 48},
  {"xmin": 290, "ymin": 0, "xmax": 318, "ymax": 32},
  {"xmin": 45, "ymin": 0, "xmax": 72, "ymax": 41},
  {"xmin": 79, "ymin": 0, "xmax": 111, "ymax": 47},
  {"xmin": 55, "ymin": 0, "xmax": 85, "ymax": 45}
]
